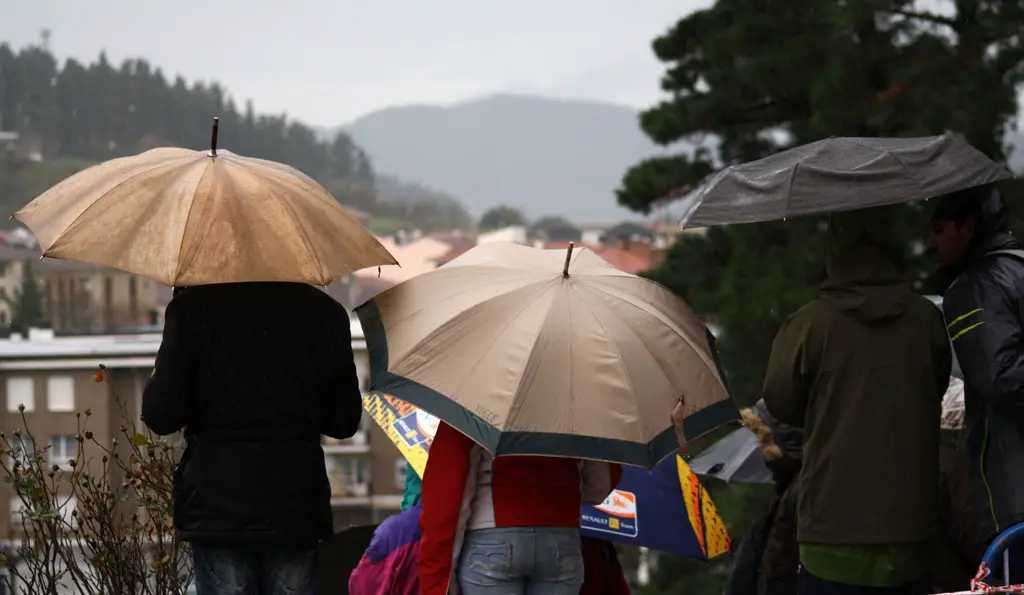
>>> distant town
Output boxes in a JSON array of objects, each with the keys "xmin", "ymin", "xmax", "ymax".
[{"xmin": 0, "ymin": 200, "xmax": 703, "ymax": 541}]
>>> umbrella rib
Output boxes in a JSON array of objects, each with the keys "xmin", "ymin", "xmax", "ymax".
[
  {"xmin": 172, "ymin": 162, "xmax": 215, "ymax": 284},
  {"xmin": 393, "ymin": 280, "xmax": 554, "ymax": 411},
  {"xmin": 447, "ymin": 283, "xmax": 552, "ymax": 414},
  {"xmin": 568, "ymin": 282, "xmax": 648, "ymax": 443},
  {"xmin": 240, "ymin": 162, "xmax": 331, "ymax": 282},
  {"xmin": 47, "ymin": 160, "xmax": 187, "ymax": 252},
  {"xmin": 847, "ymin": 137, "xmax": 924, "ymax": 196},
  {"xmin": 500, "ymin": 283, "xmax": 563, "ymax": 431},
  {"xmin": 584, "ymin": 280, "xmax": 721, "ymax": 381}
]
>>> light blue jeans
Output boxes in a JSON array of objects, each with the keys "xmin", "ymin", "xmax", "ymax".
[{"xmin": 458, "ymin": 527, "xmax": 584, "ymax": 595}]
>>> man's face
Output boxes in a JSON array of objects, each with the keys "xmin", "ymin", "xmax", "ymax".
[{"xmin": 928, "ymin": 217, "xmax": 973, "ymax": 267}]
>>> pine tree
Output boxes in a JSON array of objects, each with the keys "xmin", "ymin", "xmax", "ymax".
[{"xmin": 8, "ymin": 260, "xmax": 44, "ymax": 331}]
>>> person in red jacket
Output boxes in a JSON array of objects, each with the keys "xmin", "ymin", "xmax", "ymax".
[{"xmin": 419, "ymin": 422, "xmax": 622, "ymax": 595}]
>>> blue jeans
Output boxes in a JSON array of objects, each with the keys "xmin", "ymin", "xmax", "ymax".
[
  {"xmin": 458, "ymin": 527, "xmax": 584, "ymax": 595},
  {"xmin": 192, "ymin": 543, "xmax": 317, "ymax": 595},
  {"xmin": 798, "ymin": 568, "xmax": 931, "ymax": 595}
]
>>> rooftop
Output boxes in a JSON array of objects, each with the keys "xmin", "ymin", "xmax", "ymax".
[{"xmin": 0, "ymin": 318, "xmax": 366, "ymax": 362}]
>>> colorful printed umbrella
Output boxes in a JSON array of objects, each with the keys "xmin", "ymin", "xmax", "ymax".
[{"xmin": 364, "ymin": 391, "xmax": 731, "ymax": 560}]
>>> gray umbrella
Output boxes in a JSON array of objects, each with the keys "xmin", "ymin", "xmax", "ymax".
[
  {"xmin": 688, "ymin": 427, "xmax": 773, "ymax": 484},
  {"xmin": 679, "ymin": 132, "xmax": 1013, "ymax": 229}
]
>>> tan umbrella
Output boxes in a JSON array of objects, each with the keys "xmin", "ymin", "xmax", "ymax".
[
  {"xmin": 355, "ymin": 242, "xmax": 736, "ymax": 468},
  {"xmin": 15, "ymin": 120, "xmax": 396, "ymax": 286}
]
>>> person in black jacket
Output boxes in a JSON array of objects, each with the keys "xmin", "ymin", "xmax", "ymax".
[
  {"xmin": 929, "ymin": 185, "xmax": 1024, "ymax": 583},
  {"xmin": 142, "ymin": 282, "xmax": 364, "ymax": 595}
]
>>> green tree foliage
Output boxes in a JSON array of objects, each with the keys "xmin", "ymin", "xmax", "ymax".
[
  {"xmin": 374, "ymin": 175, "xmax": 474, "ymax": 232},
  {"xmin": 529, "ymin": 215, "xmax": 578, "ymax": 238},
  {"xmin": 623, "ymin": 0, "xmax": 1024, "ymax": 403},
  {"xmin": 479, "ymin": 205, "xmax": 528, "ymax": 230},
  {"xmin": 7, "ymin": 261, "xmax": 44, "ymax": 331},
  {"xmin": 622, "ymin": 2, "xmax": 1024, "ymax": 592},
  {"xmin": 0, "ymin": 43, "xmax": 471, "ymax": 231}
]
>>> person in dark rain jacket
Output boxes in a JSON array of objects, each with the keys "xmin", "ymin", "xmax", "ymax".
[
  {"xmin": 763, "ymin": 208, "xmax": 951, "ymax": 595},
  {"xmin": 142, "ymin": 282, "xmax": 364, "ymax": 595},
  {"xmin": 928, "ymin": 185, "xmax": 1024, "ymax": 581}
]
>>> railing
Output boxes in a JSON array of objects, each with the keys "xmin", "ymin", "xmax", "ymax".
[{"xmin": 937, "ymin": 523, "xmax": 1024, "ymax": 594}]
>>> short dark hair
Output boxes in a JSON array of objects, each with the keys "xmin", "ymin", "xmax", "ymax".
[{"xmin": 931, "ymin": 184, "xmax": 992, "ymax": 226}]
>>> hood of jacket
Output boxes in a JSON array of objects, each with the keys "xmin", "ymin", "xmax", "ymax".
[
  {"xmin": 967, "ymin": 187, "xmax": 1019, "ymax": 259},
  {"xmin": 820, "ymin": 247, "xmax": 912, "ymax": 324}
]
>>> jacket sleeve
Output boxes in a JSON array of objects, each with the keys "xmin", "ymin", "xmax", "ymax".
[
  {"xmin": 319, "ymin": 307, "xmax": 364, "ymax": 440},
  {"xmin": 419, "ymin": 423, "xmax": 473, "ymax": 595},
  {"xmin": 348, "ymin": 553, "xmax": 384, "ymax": 595},
  {"xmin": 944, "ymin": 274, "xmax": 1024, "ymax": 415},
  {"xmin": 761, "ymin": 309, "xmax": 814, "ymax": 428},
  {"xmin": 142, "ymin": 298, "xmax": 194, "ymax": 436},
  {"xmin": 580, "ymin": 461, "xmax": 623, "ymax": 506}
]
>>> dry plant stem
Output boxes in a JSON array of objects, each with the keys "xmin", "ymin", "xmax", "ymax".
[{"xmin": 0, "ymin": 367, "xmax": 193, "ymax": 594}]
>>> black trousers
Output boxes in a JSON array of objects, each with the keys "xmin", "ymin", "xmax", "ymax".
[{"xmin": 797, "ymin": 568, "xmax": 931, "ymax": 595}]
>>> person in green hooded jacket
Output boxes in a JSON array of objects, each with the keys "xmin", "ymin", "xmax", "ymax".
[
  {"xmin": 762, "ymin": 206, "xmax": 952, "ymax": 595},
  {"xmin": 402, "ymin": 464, "xmax": 422, "ymax": 511}
]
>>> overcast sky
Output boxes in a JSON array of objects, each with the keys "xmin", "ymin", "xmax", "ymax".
[{"xmin": 0, "ymin": 1, "xmax": 710, "ymax": 127}]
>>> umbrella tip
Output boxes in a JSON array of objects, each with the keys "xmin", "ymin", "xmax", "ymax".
[
  {"xmin": 562, "ymin": 241, "xmax": 575, "ymax": 277},
  {"xmin": 209, "ymin": 116, "xmax": 220, "ymax": 157}
]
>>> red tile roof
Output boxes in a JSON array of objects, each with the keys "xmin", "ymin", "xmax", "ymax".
[{"xmin": 543, "ymin": 242, "xmax": 652, "ymax": 274}]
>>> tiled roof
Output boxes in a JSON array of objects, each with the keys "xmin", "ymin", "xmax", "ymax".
[{"xmin": 542, "ymin": 241, "xmax": 652, "ymax": 275}]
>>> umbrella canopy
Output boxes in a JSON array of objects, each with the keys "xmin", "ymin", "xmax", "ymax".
[
  {"xmin": 363, "ymin": 391, "xmax": 731, "ymax": 560},
  {"xmin": 15, "ymin": 145, "xmax": 396, "ymax": 286},
  {"xmin": 687, "ymin": 426, "xmax": 773, "ymax": 484},
  {"xmin": 356, "ymin": 242, "xmax": 736, "ymax": 468},
  {"xmin": 679, "ymin": 132, "xmax": 1013, "ymax": 229}
]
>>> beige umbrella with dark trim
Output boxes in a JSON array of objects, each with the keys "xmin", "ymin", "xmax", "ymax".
[
  {"xmin": 15, "ymin": 119, "xmax": 396, "ymax": 286},
  {"xmin": 356, "ymin": 241, "xmax": 737, "ymax": 468}
]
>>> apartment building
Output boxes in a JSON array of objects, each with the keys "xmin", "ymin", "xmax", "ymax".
[
  {"xmin": 0, "ymin": 246, "xmax": 163, "ymax": 331},
  {"xmin": 0, "ymin": 317, "xmax": 402, "ymax": 539},
  {"xmin": 35, "ymin": 258, "xmax": 162, "ymax": 331}
]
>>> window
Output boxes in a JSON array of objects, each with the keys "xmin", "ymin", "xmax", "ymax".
[
  {"xmin": 46, "ymin": 376, "xmax": 75, "ymax": 412},
  {"xmin": 49, "ymin": 436, "xmax": 77, "ymax": 469},
  {"xmin": 6, "ymin": 377, "xmax": 34, "ymax": 412},
  {"xmin": 8, "ymin": 436, "xmax": 35, "ymax": 467}
]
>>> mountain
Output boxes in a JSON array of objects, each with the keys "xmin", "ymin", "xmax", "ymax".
[{"xmin": 341, "ymin": 94, "xmax": 685, "ymax": 223}]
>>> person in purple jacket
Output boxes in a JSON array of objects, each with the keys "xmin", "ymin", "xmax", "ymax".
[{"xmin": 348, "ymin": 504, "xmax": 423, "ymax": 595}]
